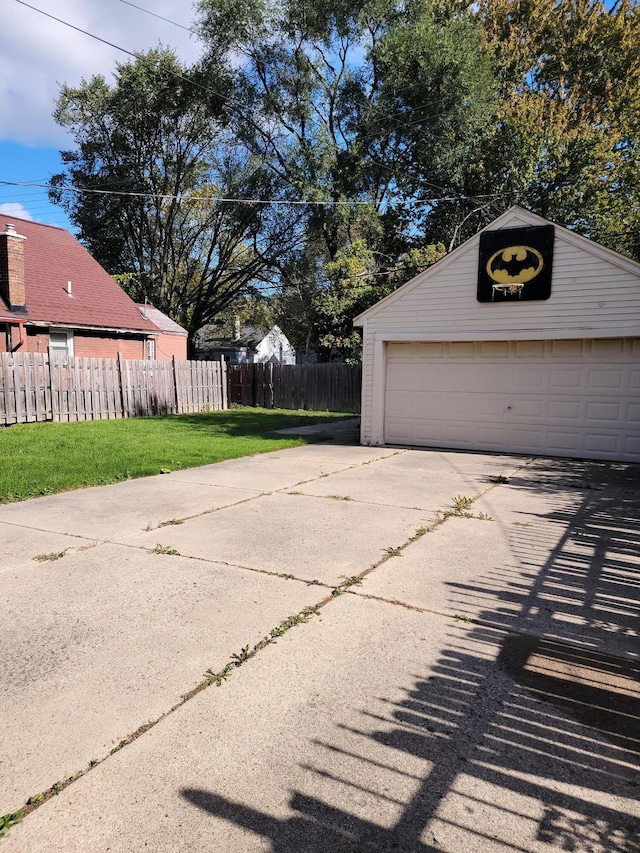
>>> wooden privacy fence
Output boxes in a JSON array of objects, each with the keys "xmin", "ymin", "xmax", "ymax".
[
  {"xmin": 229, "ymin": 362, "xmax": 361, "ymax": 413},
  {"xmin": 0, "ymin": 352, "xmax": 227, "ymax": 426}
]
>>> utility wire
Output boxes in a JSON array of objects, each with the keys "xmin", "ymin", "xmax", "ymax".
[
  {"xmin": 116, "ymin": 0, "xmax": 195, "ymax": 33},
  {"xmin": 0, "ymin": 180, "xmax": 502, "ymax": 208}
]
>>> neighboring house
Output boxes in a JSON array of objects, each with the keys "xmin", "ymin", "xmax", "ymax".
[
  {"xmin": 0, "ymin": 216, "xmax": 165, "ymax": 359},
  {"xmin": 195, "ymin": 324, "xmax": 295, "ymax": 365},
  {"xmin": 354, "ymin": 206, "xmax": 640, "ymax": 462},
  {"xmin": 135, "ymin": 303, "xmax": 188, "ymax": 360}
]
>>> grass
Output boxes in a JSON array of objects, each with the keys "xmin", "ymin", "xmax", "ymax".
[{"xmin": 0, "ymin": 407, "xmax": 355, "ymax": 505}]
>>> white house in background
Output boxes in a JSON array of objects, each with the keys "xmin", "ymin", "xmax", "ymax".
[
  {"xmin": 194, "ymin": 324, "xmax": 296, "ymax": 365},
  {"xmin": 354, "ymin": 206, "xmax": 640, "ymax": 462}
]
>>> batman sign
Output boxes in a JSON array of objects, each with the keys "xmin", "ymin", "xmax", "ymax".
[{"xmin": 477, "ymin": 224, "xmax": 554, "ymax": 302}]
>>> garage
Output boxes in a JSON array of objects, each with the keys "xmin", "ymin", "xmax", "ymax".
[{"xmin": 355, "ymin": 207, "xmax": 640, "ymax": 462}]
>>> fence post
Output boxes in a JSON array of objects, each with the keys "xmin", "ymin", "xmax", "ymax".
[
  {"xmin": 117, "ymin": 352, "xmax": 127, "ymax": 418},
  {"xmin": 220, "ymin": 356, "xmax": 227, "ymax": 409},
  {"xmin": 267, "ymin": 362, "xmax": 274, "ymax": 409},
  {"xmin": 172, "ymin": 355, "xmax": 180, "ymax": 413},
  {"xmin": 48, "ymin": 352, "xmax": 58, "ymax": 421}
]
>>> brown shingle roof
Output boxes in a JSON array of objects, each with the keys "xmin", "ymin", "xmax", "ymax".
[
  {"xmin": 0, "ymin": 216, "xmax": 157, "ymax": 333},
  {"xmin": 135, "ymin": 304, "xmax": 187, "ymax": 336}
]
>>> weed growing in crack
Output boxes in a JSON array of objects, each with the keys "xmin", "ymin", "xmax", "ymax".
[
  {"xmin": 0, "ymin": 810, "xmax": 25, "ymax": 837},
  {"xmin": 158, "ymin": 518, "xmax": 184, "ymax": 527},
  {"xmin": 383, "ymin": 546, "xmax": 403, "ymax": 557},
  {"xmin": 269, "ymin": 606, "xmax": 320, "ymax": 637},
  {"xmin": 490, "ymin": 475, "xmax": 509, "ymax": 484},
  {"xmin": 339, "ymin": 575, "xmax": 363, "ymax": 588},
  {"xmin": 513, "ymin": 521, "xmax": 532, "ymax": 528},
  {"xmin": 33, "ymin": 550, "xmax": 68, "ymax": 562},
  {"xmin": 204, "ymin": 662, "xmax": 234, "ymax": 686},
  {"xmin": 452, "ymin": 495, "xmax": 475, "ymax": 512},
  {"xmin": 327, "ymin": 494, "xmax": 352, "ymax": 501},
  {"xmin": 150, "ymin": 544, "xmax": 180, "ymax": 555},
  {"xmin": 231, "ymin": 645, "xmax": 252, "ymax": 664},
  {"xmin": 409, "ymin": 526, "xmax": 429, "ymax": 542},
  {"xmin": 476, "ymin": 512, "xmax": 494, "ymax": 521}
]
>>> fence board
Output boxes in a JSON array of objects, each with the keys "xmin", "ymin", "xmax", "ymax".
[
  {"xmin": 0, "ymin": 353, "xmax": 227, "ymax": 426},
  {"xmin": 226, "ymin": 362, "xmax": 361, "ymax": 413}
]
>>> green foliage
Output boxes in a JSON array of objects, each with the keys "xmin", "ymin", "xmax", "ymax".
[
  {"xmin": 473, "ymin": 0, "xmax": 640, "ymax": 258},
  {"xmin": 195, "ymin": 0, "xmax": 492, "ymax": 359},
  {"xmin": 50, "ymin": 48, "xmax": 302, "ymax": 340},
  {"xmin": 33, "ymin": 550, "xmax": 68, "ymax": 562},
  {"xmin": 0, "ymin": 810, "xmax": 25, "ymax": 837}
]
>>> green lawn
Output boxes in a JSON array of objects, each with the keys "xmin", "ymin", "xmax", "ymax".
[{"xmin": 0, "ymin": 408, "xmax": 356, "ymax": 504}]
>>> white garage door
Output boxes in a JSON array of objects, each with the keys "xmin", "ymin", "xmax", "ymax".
[{"xmin": 384, "ymin": 339, "xmax": 640, "ymax": 461}]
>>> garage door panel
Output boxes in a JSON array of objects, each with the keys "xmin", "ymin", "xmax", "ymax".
[
  {"xmin": 583, "ymin": 433, "xmax": 622, "ymax": 454},
  {"xmin": 384, "ymin": 340, "xmax": 639, "ymax": 462},
  {"xmin": 548, "ymin": 400, "xmax": 582, "ymax": 420},
  {"xmin": 590, "ymin": 369, "xmax": 625, "ymax": 389},
  {"xmin": 513, "ymin": 367, "xmax": 546, "ymax": 388},
  {"xmin": 549, "ymin": 368, "xmax": 584, "ymax": 390},
  {"xmin": 586, "ymin": 401, "xmax": 623, "ymax": 423},
  {"xmin": 626, "ymin": 436, "xmax": 640, "ymax": 457}
]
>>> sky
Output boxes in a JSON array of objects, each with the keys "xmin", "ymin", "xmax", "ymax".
[{"xmin": 0, "ymin": 0, "xmax": 204, "ymax": 231}]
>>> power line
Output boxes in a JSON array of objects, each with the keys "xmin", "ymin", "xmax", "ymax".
[
  {"xmin": 0, "ymin": 180, "xmax": 502, "ymax": 208},
  {"xmin": 116, "ymin": 0, "xmax": 195, "ymax": 33}
]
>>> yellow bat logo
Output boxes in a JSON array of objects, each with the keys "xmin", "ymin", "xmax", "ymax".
[{"xmin": 487, "ymin": 245, "xmax": 544, "ymax": 285}]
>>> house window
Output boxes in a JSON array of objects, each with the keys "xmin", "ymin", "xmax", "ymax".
[
  {"xmin": 147, "ymin": 338, "xmax": 156, "ymax": 360},
  {"xmin": 49, "ymin": 329, "xmax": 74, "ymax": 358}
]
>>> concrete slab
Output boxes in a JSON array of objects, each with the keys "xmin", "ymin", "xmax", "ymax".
[
  {"xmin": 362, "ymin": 486, "xmax": 639, "ymax": 658},
  {"xmin": 163, "ymin": 452, "xmax": 356, "ymax": 492},
  {"xmin": 0, "ymin": 478, "xmax": 263, "ymax": 539},
  {"xmin": 0, "ymin": 522, "xmax": 95, "ymax": 574},
  {"xmin": 4, "ymin": 595, "xmax": 638, "ymax": 853},
  {"xmin": 0, "ymin": 542, "xmax": 321, "ymax": 814},
  {"xmin": 292, "ymin": 449, "xmax": 528, "ymax": 511},
  {"xmin": 124, "ymin": 492, "xmax": 430, "ymax": 586}
]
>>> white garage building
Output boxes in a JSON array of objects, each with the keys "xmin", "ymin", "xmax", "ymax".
[{"xmin": 354, "ymin": 206, "xmax": 640, "ymax": 462}]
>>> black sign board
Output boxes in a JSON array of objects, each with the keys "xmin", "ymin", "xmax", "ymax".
[{"xmin": 477, "ymin": 224, "xmax": 555, "ymax": 302}]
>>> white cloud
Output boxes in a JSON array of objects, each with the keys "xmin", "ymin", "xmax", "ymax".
[
  {"xmin": 0, "ymin": 202, "xmax": 35, "ymax": 220},
  {"xmin": 1, "ymin": 0, "xmax": 204, "ymax": 146}
]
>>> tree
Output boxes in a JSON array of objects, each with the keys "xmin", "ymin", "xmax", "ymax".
[
  {"xmin": 49, "ymin": 48, "xmax": 305, "ymax": 345},
  {"xmin": 195, "ymin": 0, "xmax": 495, "ymax": 357},
  {"xmin": 470, "ymin": 0, "xmax": 640, "ymax": 258}
]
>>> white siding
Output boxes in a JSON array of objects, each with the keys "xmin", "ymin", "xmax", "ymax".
[{"xmin": 361, "ymin": 230, "xmax": 640, "ymax": 339}]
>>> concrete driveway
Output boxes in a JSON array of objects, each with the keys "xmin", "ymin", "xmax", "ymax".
[{"xmin": 1, "ymin": 434, "xmax": 638, "ymax": 852}]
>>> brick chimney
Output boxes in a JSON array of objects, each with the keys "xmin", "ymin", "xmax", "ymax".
[{"xmin": 0, "ymin": 223, "xmax": 27, "ymax": 313}]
